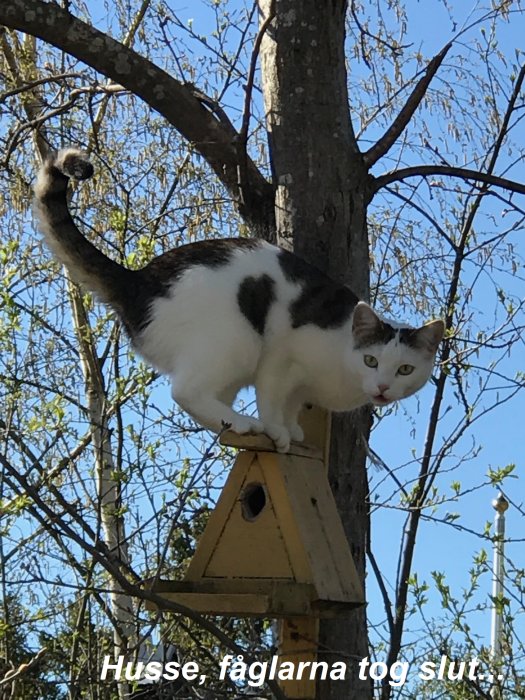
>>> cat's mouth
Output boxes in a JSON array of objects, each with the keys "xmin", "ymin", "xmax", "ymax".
[{"xmin": 372, "ymin": 393, "xmax": 392, "ymax": 405}]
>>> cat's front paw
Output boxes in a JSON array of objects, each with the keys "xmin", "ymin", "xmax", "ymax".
[
  {"xmin": 264, "ymin": 424, "xmax": 291, "ymax": 453},
  {"xmin": 228, "ymin": 416, "xmax": 264, "ymax": 436},
  {"xmin": 288, "ymin": 422, "xmax": 304, "ymax": 443}
]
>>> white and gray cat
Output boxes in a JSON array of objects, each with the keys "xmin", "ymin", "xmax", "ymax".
[{"xmin": 34, "ymin": 149, "xmax": 444, "ymax": 452}]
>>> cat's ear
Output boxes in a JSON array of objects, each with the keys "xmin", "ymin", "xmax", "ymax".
[
  {"xmin": 414, "ymin": 319, "xmax": 445, "ymax": 354},
  {"xmin": 352, "ymin": 302, "xmax": 382, "ymax": 341}
]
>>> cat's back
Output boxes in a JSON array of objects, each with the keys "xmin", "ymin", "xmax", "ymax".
[
  {"xmin": 132, "ymin": 236, "xmax": 359, "ymax": 378},
  {"xmin": 138, "ymin": 236, "xmax": 357, "ymax": 335},
  {"xmin": 141, "ymin": 237, "xmax": 265, "ymax": 283},
  {"xmin": 139, "ymin": 237, "xmax": 286, "ymax": 304}
]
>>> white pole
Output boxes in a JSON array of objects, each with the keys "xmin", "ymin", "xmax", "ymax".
[{"xmin": 490, "ymin": 492, "xmax": 508, "ymax": 699}]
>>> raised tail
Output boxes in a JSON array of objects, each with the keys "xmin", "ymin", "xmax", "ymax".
[{"xmin": 34, "ymin": 149, "xmax": 135, "ymax": 309}]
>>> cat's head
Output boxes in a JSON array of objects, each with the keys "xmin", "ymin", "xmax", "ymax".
[{"xmin": 350, "ymin": 302, "xmax": 445, "ymax": 407}]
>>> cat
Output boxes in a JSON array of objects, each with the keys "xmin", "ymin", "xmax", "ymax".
[{"xmin": 34, "ymin": 148, "xmax": 444, "ymax": 452}]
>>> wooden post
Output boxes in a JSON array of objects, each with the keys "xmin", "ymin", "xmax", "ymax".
[
  {"xmin": 145, "ymin": 404, "xmax": 364, "ymax": 700},
  {"xmin": 278, "ymin": 617, "xmax": 320, "ymax": 699},
  {"xmin": 277, "ymin": 406, "xmax": 329, "ymax": 699}
]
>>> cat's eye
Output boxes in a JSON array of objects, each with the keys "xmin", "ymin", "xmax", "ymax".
[
  {"xmin": 364, "ymin": 355, "xmax": 378, "ymax": 368},
  {"xmin": 397, "ymin": 364, "xmax": 415, "ymax": 376}
]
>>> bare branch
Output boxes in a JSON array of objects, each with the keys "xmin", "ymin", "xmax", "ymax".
[
  {"xmin": 349, "ymin": 0, "xmax": 412, "ymax": 68},
  {"xmin": 384, "ymin": 185, "xmax": 458, "ymax": 251},
  {"xmin": 0, "ymin": 453, "xmax": 288, "ymax": 700},
  {"xmin": 367, "ymin": 547, "xmax": 394, "ymax": 638},
  {"xmin": 0, "ymin": 71, "xmax": 82, "ymax": 102},
  {"xmin": 363, "ymin": 43, "xmax": 452, "ymax": 167},
  {"xmin": 217, "ymin": 1, "xmax": 258, "ymax": 101},
  {"xmin": 0, "ymin": 0, "xmax": 275, "ymax": 235},
  {"xmin": 88, "ymin": 0, "xmax": 152, "ymax": 147},
  {"xmin": 375, "ymin": 64, "xmax": 525, "ymax": 203},
  {"xmin": 373, "ymin": 165, "xmax": 525, "ymax": 197}
]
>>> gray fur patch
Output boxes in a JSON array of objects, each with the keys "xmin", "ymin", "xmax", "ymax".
[
  {"xmin": 134, "ymin": 238, "xmax": 262, "ymax": 333},
  {"xmin": 277, "ymin": 249, "xmax": 359, "ymax": 328},
  {"xmin": 399, "ymin": 327, "xmax": 420, "ymax": 348},
  {"xmin": 353, "ymin": 321, "xmax": 397, "ymax": 349},
  {"xmin": 237, "ymin": 274, "xmax": 276, "ymax": 335}
]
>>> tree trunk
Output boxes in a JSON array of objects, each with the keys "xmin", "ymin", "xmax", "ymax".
[{"xmin": 259, "ymin": 1, "xmax": 373, "ymax": 698}]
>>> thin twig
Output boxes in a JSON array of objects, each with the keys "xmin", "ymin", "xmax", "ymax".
[
  {"xmin": 218, "ymin": 0, "xmax": 258, "ymax": 102},
  {"xmin": 384, "ymin": 185, "xmax": 458, "ymax": 251},
  {"xmin": 363, "ymin": 43, "xmax": 452, "ymax": 167},
  {"xmin": 239, "ymin": 0, "xmax": 276, "ymax": 146},
  {"xmin": 89, "ymin": 0, "xmax": 151, "ymax": 148},
  {"xmin": 0, "ymin": 72, "xmax": 82, "ymax": 102},
  {"xmin": 367, "ymin": 546, "xmax": 395, "ymax": 638},
  {"xmin": 0, "ymin": 455, "xmax": 288, "ymax": 700},
  {"xmin": 350, "ymin": 0, "xmax": 411, "ymax": 68}
]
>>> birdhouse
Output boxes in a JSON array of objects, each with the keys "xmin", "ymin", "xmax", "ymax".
[{"xmin": 147, "ymin": 427, "xmax": 364, "ymax": 617}]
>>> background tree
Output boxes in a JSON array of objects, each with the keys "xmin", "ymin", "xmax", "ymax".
[{"xmin": 0, "ymin": 1, "xmax": 524, "ymax": 699}]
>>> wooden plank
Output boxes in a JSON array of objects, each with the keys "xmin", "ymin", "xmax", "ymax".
[
  {"xmin": 283, "ymin": 459, "xmax": 343, "ymax": 601},
  {"xmin": 257, "ymin": 452, "xmax": 313, "ymax": 583},
  {"xmin": 277, "ymin": 409, "xmax": 325, "ymax": 699},
  {"xmin": 143, "ymin": 577, "xmax": 358, "ymax": 616},
  {"xmin": 283, "ymin": 459, "xmax": 363, "ymax": 604},
  {"xmin": 149, "ymin": 592, "xmax": 271, "ymax": 615},
  {"xmin": 311, "ymin": 477, "xmax": 364, "ymax": 603},
  {"xmin": 144, "ymin": 580, "xmax": 317, "ymax": 616},
  {"xmin": 278, "ymin": 616, "xmax": 319, "ymax": 699},
  {"xmin": 203, "ymin": 455, "xmax": 294, "ymax": 579},
  {"xmin": 296, "ymin": 405, "xmax": 331, "ymax": 464},
  {"xmin": 220, "ymin": 430, "xmax": 322, "ymax": 461},
  {"xmin": 146, "ymin": 578, "xmax": 315, "ymax": 596},
  {"xmin": 186, "ymin": 450, "xmax": 255, "ymax": 579}
]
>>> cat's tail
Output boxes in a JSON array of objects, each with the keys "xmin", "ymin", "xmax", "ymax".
[{"xmin": 34, "ymin": 149, "xmax": 135, "ymax": 308}]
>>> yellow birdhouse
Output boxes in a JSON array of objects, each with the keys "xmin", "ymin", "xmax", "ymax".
[{"xmin": 148, "ymin": 428, "xmax": 364, "ymax": 617}]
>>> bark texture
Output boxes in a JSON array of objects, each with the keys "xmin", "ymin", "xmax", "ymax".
[{"xmin": 259, "ymin": 2, "xmax": 373, "ymax": 698}]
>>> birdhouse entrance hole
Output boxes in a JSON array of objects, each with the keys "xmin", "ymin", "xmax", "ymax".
[
  {"xmin": 146, "ymin": 423, "xmax": 364, "ymax": 621},
  {"xmin": 241, "ymin": 482, "xmax": 266, "ymax": 521}
]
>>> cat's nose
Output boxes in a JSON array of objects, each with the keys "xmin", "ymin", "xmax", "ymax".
[{"xmin": 378, "ymin": 383, "xmax": 390, "ymax": 394}]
